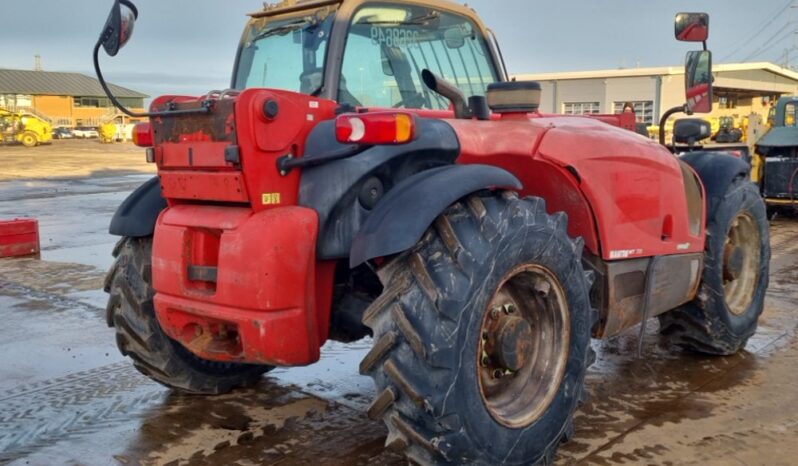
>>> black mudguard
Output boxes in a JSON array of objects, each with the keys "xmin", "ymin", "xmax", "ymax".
[
  {"xmin": 681, "ymin": 151, "xmax": 750, "ymax": 222},
  {"xmin": 300, "ymin": 118, "xmax": 461, "ymax": 260},
  {"xmin": 349, "ymin": 164, "xmax": 522, "ymax": 267},
  {"xmin": 109, "ymin": 177, "xmax": 167, "ymax": 237}
]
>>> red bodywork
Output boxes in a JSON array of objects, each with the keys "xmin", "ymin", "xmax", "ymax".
[
  {"xmin": 150, "ymin": 89, "xmax": 338, "ymax": 366},
  {"xmin": 148, "ymin": 89, "xmax": 705, "ymax": 366},
  {"xmin": 451, "ymin": 113, "xmax": 704, "ymax": 260},
  {"xmin": 677, "ymin": 24, "xmax": 708, "ymax": 42}
]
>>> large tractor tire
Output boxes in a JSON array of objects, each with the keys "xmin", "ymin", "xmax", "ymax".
[
  {"xmin": 361, "ymin": 192, "xmax": 595, "ymax": 465},
  {"xmin": 21, "ymin": 131, "xmax": 38, "ymax": 147},
  {"xmin": 660, "ymin": 178, "xmax": 770, "ymax": 355},
  {"xmin": 104, "ymin": 237, "xmax": 272, "ymax": 394}
]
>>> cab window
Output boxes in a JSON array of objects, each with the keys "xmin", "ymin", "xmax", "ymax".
[
  {"xmin": 339, "ymin": 3, "xmax": 498, "ymax": 109},
  {"xmin": 235, "ymin": 7, "xmax": 336, "ymax": 94}
]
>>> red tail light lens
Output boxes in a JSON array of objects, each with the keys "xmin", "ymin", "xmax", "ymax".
[
  {"xmin": 132, "ymin": 122, "xmax": 153, "ymax": 147},
  {"xmin": 335, "ymin": 112, "xmax": 416, "ymax": 145}
]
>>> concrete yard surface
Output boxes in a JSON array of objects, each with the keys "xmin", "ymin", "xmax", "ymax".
[{"xmin": 1, "ymin": 140, "xmax": 798, "ymax": 466}]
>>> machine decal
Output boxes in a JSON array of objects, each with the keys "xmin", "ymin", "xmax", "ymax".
[
  {"xmin": 370, "ymin": 27, "xmax": 420, "ymax": 48},
  {"xmin": 609, "ymin": 248, "xmax": 643, "ymax": 259},
  {"xmin": 262, "ymin": 193, "xmax": 282, "ymax": 205}
]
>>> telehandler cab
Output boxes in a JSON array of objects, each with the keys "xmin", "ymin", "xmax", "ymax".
[{"xmin": 97, "ymin": 2, "xmax": 770, "ymax": 464}]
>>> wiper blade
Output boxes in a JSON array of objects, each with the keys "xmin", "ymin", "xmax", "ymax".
[
  {"xmin": 251, "ymin": 19, "xmax": 313, "ymax": 42},
  {"xmin": 359, "ymin": 12, "xmax": 440, "ymax": 26}
]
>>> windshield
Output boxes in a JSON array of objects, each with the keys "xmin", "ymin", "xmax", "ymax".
[
  {"xmin": 234, "ymin": 6, "xmax": 337, "ymax": 94},
  {"xmin": 339, "ymin": 3, "xmax": 498, "ymax": 109}
]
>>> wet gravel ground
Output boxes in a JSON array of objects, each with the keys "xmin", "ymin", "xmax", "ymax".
[{"xmin": 1, "ymin": 140, "xmax": 798, "ymax": 465}]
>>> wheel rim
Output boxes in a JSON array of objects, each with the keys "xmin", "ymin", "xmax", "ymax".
[
  {"xmin": 722, "ymin": 212, "xmax": 761, "ymax": 315},
  {"xmin": 477, "ymin": 264, "xmax": 570, "ymax": 429}
]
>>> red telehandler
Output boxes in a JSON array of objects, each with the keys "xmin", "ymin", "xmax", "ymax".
[{"xmin": 95, "ymin": 2, "xmax": 769, "ymax": 464}]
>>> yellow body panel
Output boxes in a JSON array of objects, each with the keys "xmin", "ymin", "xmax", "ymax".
[{"xmin": 100, "ymin": 122, "xmax": 118, "ymax": 143}]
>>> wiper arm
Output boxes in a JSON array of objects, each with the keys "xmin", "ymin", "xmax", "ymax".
[{"xmin": 250, "ymin": 19, "xmax": 313, "ymax": 42}]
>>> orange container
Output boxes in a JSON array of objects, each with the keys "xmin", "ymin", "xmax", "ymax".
[{"xmin": 0, "ymin": 219, "xmax": 40, "ymax": 258}]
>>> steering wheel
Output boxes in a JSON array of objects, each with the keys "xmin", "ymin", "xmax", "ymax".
[{"xmin": 393, "ymin": 93, "xmax": 426, "ymax": 109}]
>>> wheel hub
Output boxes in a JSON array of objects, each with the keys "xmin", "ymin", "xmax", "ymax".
[
  {"xmin": 492, "ymin": 316, "xmax": 533, "ymax": 371},
  {"xmin": 723, "ymin": 245, "xmax": 744, "ymax": 281},
  {"xmin": 722, "ymin": 212, "xmax": 762, "ymax": 316},
  {"xmin": 477, "ymin": 264, "xmax": 570, "ymax": 429}
]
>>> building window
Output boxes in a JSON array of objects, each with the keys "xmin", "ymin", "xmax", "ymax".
[
  {"xmin": 613, "ymin": 101, "xmax": 654, "ymax": 125},
  {"xmin": 717, "ymin": 96, "xmax": 737, "ymax": 110},
  {"xmin": 563, "ymin": 102, "xmax": 601, "ymax": 115},
  {"xmin": 118, "ymin": 98, "xmax": 144, "ymax": 108},
  {"xmin": 73, "ymin": 97, "xmax": 111, "ymax": 108}
]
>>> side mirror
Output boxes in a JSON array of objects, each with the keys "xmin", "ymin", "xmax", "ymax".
[
  {"xmin": 675, "ymin": 13, "xmax": 709, "ymax": 42},
  {"xmin": 99, "ymin": 0, "xmax": 138, "ymax": 57},
  {"xmin": 443, "ymin": 28, "xmax": 466, "ymax": 49},
  {"xmin": 685, "ymin": 50, "xmax": 713, "ymax": 114},
  {"xmin": 673, "ymin": 118, "xmax": 712, "ymax": 145}
]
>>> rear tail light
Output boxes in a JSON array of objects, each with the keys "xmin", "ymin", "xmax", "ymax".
[
  {"xmin": 132, "ymin": 122, "xmax": 153, "ymax": 147},
  {"xmin": 336, "ymin": 112, "xmax": 416, "ymax": 145}
]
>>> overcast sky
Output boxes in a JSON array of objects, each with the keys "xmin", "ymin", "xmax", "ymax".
[{"xmin": 0, "ymin": 0, "xmax": 794, "ymax": 99}]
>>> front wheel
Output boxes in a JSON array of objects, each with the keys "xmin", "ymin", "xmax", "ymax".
[
  {"xmin": 104, "ymin": 237, "xmax": 273, "ymax": 394},
  {"xmin": 21, "ymin": 132, "xmax": 38, "ymax": 147},
  {"xmin": 660, "ymin": 178, "xmax": 770, "ymax": 355},
  {"xmin": 361, "ymin": 192, "xmax": 595, "ymax": 465}
]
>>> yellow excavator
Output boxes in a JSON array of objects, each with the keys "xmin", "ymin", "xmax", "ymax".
[{"xmin": 0, "ymin": 108, "xmax": 53, "ymax": 147}]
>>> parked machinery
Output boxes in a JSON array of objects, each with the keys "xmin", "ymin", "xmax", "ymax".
[
  {"xmin": 755, "ymin": 96, "xmax": 798, "ymax": 215},
  {"xmin": 0, "ymin": 108, "xmax": 52, "ymax": 147},
  {"xmin": 713, "ymin": 116, "xmax": 744, "ymax": 143}
]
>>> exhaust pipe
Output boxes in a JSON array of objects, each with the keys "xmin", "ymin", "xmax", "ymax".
[{"xmin": 422, "ymin": 70, "xmax": 471, "ymax": 119}]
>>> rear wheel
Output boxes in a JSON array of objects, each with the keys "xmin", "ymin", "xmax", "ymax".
[
  {"xmin": 104, "ymin": 237, "xmax": 272, "ymax": 394},
  {"xmin": 660, "ymin": 178, "xmax": 770, "ymax": 355},
  {"xmin": 21, "ymin": 132, "xmax": 38, "ymax": 147},
  {"xmin": 361, "ymin": 192, "xmax": 595, "ymax": 465}
]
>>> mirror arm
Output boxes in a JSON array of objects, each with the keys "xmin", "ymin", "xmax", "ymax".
[
  {"xmin": 658, "ymin": 104, "xmax": 691, "ymax": 146},
  {"xmin": 93, "ymin": 41, "xmax": 211, "ymax": 118}
]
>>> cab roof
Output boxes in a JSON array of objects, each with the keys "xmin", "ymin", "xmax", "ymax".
[{"xmin": 251, "ymin": 0, "xmax": 480, "ymax": 21}]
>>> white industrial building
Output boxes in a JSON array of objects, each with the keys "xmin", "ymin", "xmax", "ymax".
[{"xmin": 515, "ymin": 62, "xmax": 798, "ymax": 125}]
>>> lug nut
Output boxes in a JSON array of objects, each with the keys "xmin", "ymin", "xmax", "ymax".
[
  {"xmin": 490, "ymin": 307, "xmax": 501, "ymax": 319},
  {"xmin": 535, "ymin": 281, "xmax": 551, "ymax": 297},
  {"xmin": 503, "ymin": 303, "xmax": 515, "ymax": 314},
  {"xmin": 493, "ymin": 369, "xmax": 504, "ymax": 379},
  {"xmin": 481, "ymin": 349, "xmax": 491, "ymax": 367}
]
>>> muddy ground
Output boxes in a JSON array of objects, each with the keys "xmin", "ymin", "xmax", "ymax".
[{"xmin": 1, "ymin": 140, "xmax": 797, "ymax": 466}]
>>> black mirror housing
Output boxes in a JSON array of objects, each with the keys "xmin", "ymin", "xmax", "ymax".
[
  {"xmin": 100, "ymin": 0, "xmax": 138, "ymax": 57},
  {"xmin": 685, "ymin": 50, "xmax": 713, "ymax": 114},
  {"xmin": 675, "ymin": 13, "xmax": 709, "ymax": 42},
  {"xmin": 673, "ymin": 118, "xmax": 712, "ymax": 144}
]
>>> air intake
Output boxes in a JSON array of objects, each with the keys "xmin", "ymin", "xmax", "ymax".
[{"xmin": 487, "ymin": 81, "xmax": 542, "ymax": 114}]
